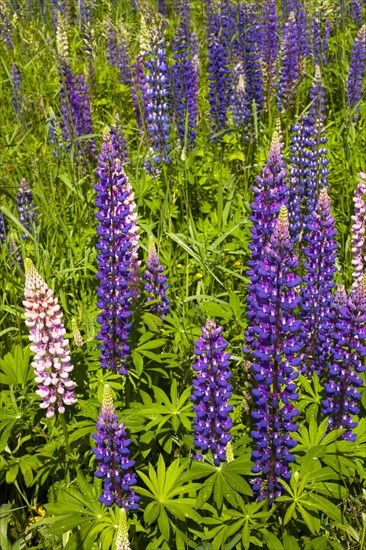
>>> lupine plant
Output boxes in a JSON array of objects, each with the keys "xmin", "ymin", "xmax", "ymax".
[
  {"xmin": 143, "ymin": 236, "xmax": 169, "ymax": 318},
  {"xmin": 16, "ymin": 178, "xmax": 36, "ymax": 239},
  {"xmin": 191, "ymin": 320, "xmax": 233, "ymax": 465},
  {"xmin": 347, "ymin": 24, "xmax": 366, "ymax": 119}
]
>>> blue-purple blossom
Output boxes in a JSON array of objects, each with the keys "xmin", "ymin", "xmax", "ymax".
[
  {"xmin": 0, "ymin": 0, "xmax": 14, "ymax": 49},
  {"xmin": 117, "ymin": 24, "xmax": 131, "ymax": 85},
  {"xmin": 246, "ymin": 206, "xmax": 301, "ymax": 503},
  {"xmin": 106, "ymin": 16, "xmax": 118, "ymax": 67},
  {"xmin": 351, "ymin": 173, "xmax": 366, "ymax": 289},
  {"xmin": 144, "ymin": 24, "xmax": 171, "ymax": 172},
  {"xmin": 277, "ymin": 10, "xmax": 306, "ymax": 112},
  {"xmin": 191, "ymin": 320, "xmax": 233, "ymax": 466},
  {"xmin": 232, "ymin": 63, "xmax": 251, "ymax": 137},
  {"xmin": 347, "ymin": 24, "xmax": 366, "ymax": 119},
  {"xmin": 322, "ymin": 279, "xmax": 366, "ymax": 442},
  {"xmin": 131, "ymin": 56, "xmax": 149, "ymax": 131},
  {"xmin": 288, "ymin": 66, "xmax": 329, "ymax": 241},
  {"xmin": 349, "ymin": 0, "xmax": 362, "ymax": 27},
  {"xmin": 59, "ymin": 58, "xmax": 96, "ymax": 159},
  {"xmin": 301, "ymin": 188, "xmax": 337, "ymax": 376},
  {"xmin": 0, "ymin": 211, "xmax": 8, "ymax": 243},
  {"xmin": 10, "ymin": 63, "xmax": 23, "ymax": 116},
  {"xmin": 260, "ymin": 0, "xmax": 279, "ymax": 108},
  {"xmin": 207, "ymin": 12, "xmax": 232, "ymax": 140},
  {"xmin": 143, "ymin": 237, "xmax": 169, "ymax": 319},
  {"xmin": 235, "ymin": 3, "xmax": 263, "ymax": 122},
  {"xmin": 171, "ymin": 25, "xmax": 198, "ymax": 150},
  {"xmin": 17, "ymin": 179, "xmax": 36, "ymax": 239},
  {"xmin": 95, "ymin": 134, "xmax": 134, "ymax": 375},
  {"xmin": 92, "ymin": 384, "xmax": 140, "ymax": 511}
]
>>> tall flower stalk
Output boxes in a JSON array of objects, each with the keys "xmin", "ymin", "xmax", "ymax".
[
  {"xmin": 191, "ymin": 320, "xmax": 233, "ymax": 465},
  {"xmin": 17, "ymin": 178, "xmax": 36, "ymax": 239},
  {"xmin": 95, "ymin": 132, "xmax": 135, "ymax": 375},
  {"xmin": 301, "ymin": 188, "xmax": 337, "ymax": 376},
  {"xmin": 351, "ymin": 173, "xmax": 366, "ymax": 290},
  {"xmin": 23, "ymin": 259, "xmax": 77, "ymax": 418},
  {"xmin": 92, "ymin": 384, "xmax": 140, "ymax": 510},
  {"xmin": 143, "ymin": 237, "xmax": 169, "ymax": 319},
  {"xmin": 247, "ymin": 207, "xmax": 301, "ymax": 503},
  {"xmin": 347, "ymin": 24, "xmax": 366, "ymax": 120},
  {"xmin": 322, "ymin": 278, "xmax": 366, "ymax": 442}
]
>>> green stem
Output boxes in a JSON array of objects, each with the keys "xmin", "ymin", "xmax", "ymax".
[{"xmin": 59, "ymin": 414, "xmax": 87, "ymax": 484}]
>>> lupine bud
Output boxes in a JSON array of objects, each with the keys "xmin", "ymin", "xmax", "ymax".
[
  {"xmin": 92, "ymin": 384, "xmax": 140, "ymax": 510},
  {"xmin": 23, "ymin": 259, "xmax": 77, "ymax": 418},
  {"xmin": 191, "ymin": 320, "xmax": 233, "ymax": 466},
  {"xmin": 143, "ymin": 237, "xmax": 169, "ymax": 319},
  {"xmin": 115, "ymin": 508, "xmax": 131, "ymax": 550},
  {"xmin": 17, "ymin": 179, "xmax": 36, "ymax": 239},
  {"xmin": 71, "ymin": 319, "xmax": 83, "ymax": 347},
  {"xmin": 226, "ymin": 441, "xmax": 234, "ymax": 463}
]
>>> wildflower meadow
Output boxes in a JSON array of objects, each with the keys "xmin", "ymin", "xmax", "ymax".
[{"xmin": 1, "ymin": 0, "xmax": 366, "ymax": 548}]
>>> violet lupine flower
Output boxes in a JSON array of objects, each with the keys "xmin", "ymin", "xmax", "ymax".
[
  {"xmin": 59, "ymin": 59, "xmax": 96, "ymax": 159},
  {"xmin": 171, "ymin": 25, "xmax": 198, "ymax": 150},
  {"xmin": 236, "ymin": 4, "xmax": 264, "ymax": 122},
  {"xmin": 157, "ymin": 0, "xmax": 167, "ymax": 18},
  {"xmin": 115, "ymin": 508, "xmax": 131, "ymax": 550},
  {"xmin": 143, "ymin": 237, "xmax": 169, "ymax": 318},
  {"xmin": 0, "ymin": 0, "xmax": 14, "ymax": 49},
  {"xmin": 322, "ymin": 277, "xmax": 366, "ymax": 442},
  {"xmin": 207, "ymin": 13, "xmax": 232, "ymax": 140},
  {"xmin": 311, "ymin": 14, "xmax": 331, "ymax": 65},
  {"xmin": 301, "ymin": 188, "xmax": 337, "ymax": 376},
  {"xmin": 247, "ymin": 130, "xmax": 287, "ymax": 267},
  {"xmin": 23, "ymin": 259, "xmax": 77, "ymax": 418},
  {"xmin": 347, "ymin": 25, "xmax": 366, "ymax": 119},
  {"xmin": 17, "ymin": 179, "xmax": 36, "ymax": 239},
  {"xmin": 260, "ymin": 0, "xmax": 279, "ymax": 109},
  {"xmin": 92, "ymin": 384, "xmax": 140, "ymax": 510},
  {"xmin": 288, "ymin": 66, "xmax": 329, "ymax": 241},
  {"xmin": 277, "ymin": 11, "xmax": 301, "ymax": 112},
  {"xmin": 350, "ymin": 0, "xmax": 362, "ymax": 27},
  {"xmin": 10, "ymin": 63, "xmax": 23, "ymax": 116},
  {"xmin": 191, "ymin": 320, "xmax": 233, "ymax": 466},
  {"xmin": 0, "ymin": 211, "xmax": 8, "ymax": 243},
  {"xmin": 9, "ymin": 233, "xmax": 23, "ymax": 266},
  {"xmin": 95, "ymin": 133, "xmax": 137, "ymax": 374},
  {"xmin": 117, "ymin": 24, "xmax": 131, "ymax": 86},
  {"xmin": 351, "ymin": 173, "xmax": 366, "ymax": 289},
  {"xmin": 80, "ymin": 0, "xmax": 94, "ymax": 61},
  {"xmin": 110, "ymin": 123, "xmax": 129, "ymax": 166},
  {"xmin": 144, "ymin": 24, "xmax": 171, "ymax": 172},
  {"xmin": 246, "ymin": 206, "xmax": 301, "ymax": 503},
  {"xmin": 106, "ymin": 16, "xmax": 118, "ymax": 67}
]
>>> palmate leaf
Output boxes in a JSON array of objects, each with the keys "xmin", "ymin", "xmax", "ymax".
[{"xmin": 137, "ymin": 456, "xmax": 201, "ymax": 543}]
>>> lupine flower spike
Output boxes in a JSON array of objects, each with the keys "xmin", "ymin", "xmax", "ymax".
[
  {"xmin": 23, "ymin": 259, "xmax": 77, "ymax": 418},
  {"xmin": 191, "ymin": 320, "xmax": 233, "ymax": 466},
  {"xmin": 17, "ymin": 179, "xmax": 36, "ymax": 239},
  {"xmin": 351, "ymin": 173, "xmax": 366, "ymax": 289},
  {"xmin": 323, "ymin": 278, "xmax": 366, "ymax": 441},
  {"xmin": 246, "ymin": 207, "xmax": 301, "ymax": 503},
  {"xmin": 71, "ymin": 318, "xmax": 83, "ymax": 347},
  {"xmin": 95, "ymin": 132, "xmax": 135, "ymax": 374},
  {"xmin": 92, "ymin": 384, "xmax": 140, "ymax": 510},
  {"xmin": 347, "ymin": 25, "xmax": 366, "ymax": 119},
  {"xmin": 143, "ymin": 237, "xmax": 169, "ymax": 319},
  {"xmin": 301, "ymin": 188, "xmax": 337, "ymax": 376},
  {"xmin": 115, "ymin": 508, "xmax": 131, "ymax": 550}
]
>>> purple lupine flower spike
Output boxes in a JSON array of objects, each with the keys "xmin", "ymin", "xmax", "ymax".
[
  {"xmin": 247, "ymin": 206, "xmax": 301, "ymax": 503},
  {"xmin": 106, "ymin": 16, "xmax": 118, "ymax": 67},
  {"xmin": 191, "ymin": 320, "xmax": 233, "ymax": 466},
  {"xmin": 277, "ymin": 11, "xmax": 304, "ymax": 112},
  {"xmin": 95, "ymin": 131, "xmax": 134, "ymax": 375},
  {"xmin": 347, "ymin": 25, "xmax": 366, "ymax": 120},
  {"xmin": 301, "ymin": 188, "xmax": 337, "ymax": 376},
  {"xmin": 144, "ymin": 237, "xmax": 169, "ymax": 319},
  {"xmin": 92, "ymin": 384, "xmax": 140, "ymax": 511},
  {"xmin": 351, "ymin": 173, "xmax": 366, "ymax": 289},
  {"xmin": 323, "ymin": 277, "xmax": 366, "ymax": 442},
  {"xmin": 10, "ymin": 63, "xmax": 23, "ymax": 116},
  {"xmin": 23, "ymin": 259, "xmax": 77, "ymax": 418},
  {"xmin": 261, "ymin": 0, "xmax": 279, "ymax": 109},
  {"xmin": 172, "ymin": 24, "xmax": 198, "ymax": 151},
  {"xmin": 144, "ymin": 22, "xmax": 171, "ymax": 173},
  {"xmin": 232, "ymin": 64, "xmax": 251, "ymax": 137},
  {"xmin": 17, "ymin": 179, "xmax": 36, "ymax": 239},
  {"xmin": 117, "ymin": 24, "xmax": 131, "ymax": 85},
  {"xmin": 0, "ymin": 0, "xmax": 13, "ymax": 49},
  {"xmin": 0, "ymin": 211, "xmax": 8, "ymax": 243}
]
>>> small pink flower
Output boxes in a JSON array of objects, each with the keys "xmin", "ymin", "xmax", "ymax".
[{"xmin": 23, "ymin": 259, "xmax": 77, "ymax": 418}]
